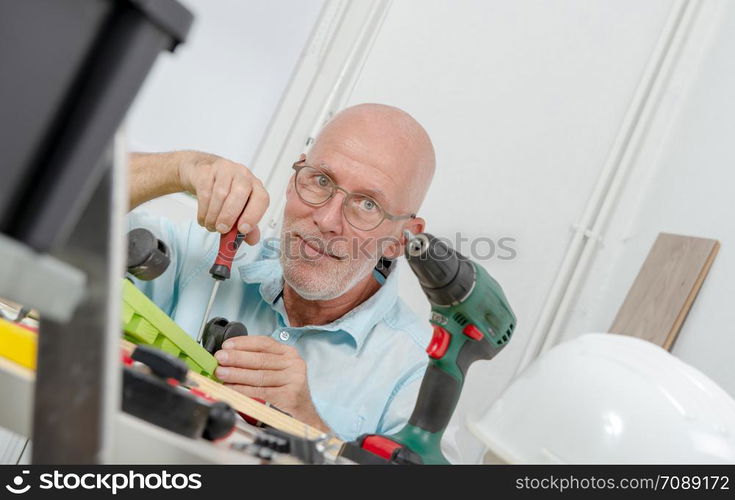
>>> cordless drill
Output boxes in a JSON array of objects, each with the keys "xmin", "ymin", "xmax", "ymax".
[{"xmin": 342, "ymin": 232, "xmax": 516, "ymax": 464}]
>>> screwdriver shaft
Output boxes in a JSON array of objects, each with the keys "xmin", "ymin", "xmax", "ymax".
[{"xmin": 197, "ymin": 280, "xmax": 221, "ymax": 343}]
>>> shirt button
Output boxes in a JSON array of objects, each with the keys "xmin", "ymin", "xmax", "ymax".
[{"xmin": 279, "ymin": 330, "xmax": 290, "ymax": 341}]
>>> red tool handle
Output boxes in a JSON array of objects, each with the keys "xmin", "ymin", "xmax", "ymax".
[{"xmin": 209, "ymin": 227, "xmax": 245, "ymax": 280}]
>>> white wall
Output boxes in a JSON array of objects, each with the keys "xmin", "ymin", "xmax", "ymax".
[
  {"xmin": 561, "ymin": 1, "xmax": 735, "ymax": 396},
  {"xmin": 346, "ymin": 0, "xmax": 677, "ymax": 462},
  {"xmin": 127, "ymin": 0, "xmax": 324, "ymax": 163},
  {"xmin": 127, "ymin": 0, "xmax": 324, "ymax": 222}
]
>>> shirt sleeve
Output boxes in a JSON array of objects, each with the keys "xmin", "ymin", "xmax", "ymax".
[
  {"xmin": 376, "ymin": 367, "xmax": 424, "ymax": 436},
  {"xmin": 125, "ymin": 209, "xmax": 198, "ymax": 316}
]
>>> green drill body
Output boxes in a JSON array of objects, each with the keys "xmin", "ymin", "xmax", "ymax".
[
  {"xmin": 387, "ymin": 260, "xmax": 516, "ymax": 464},
  {"xmin": 342, "ymin": 233, "xmax": 516, "ymax": 465}
]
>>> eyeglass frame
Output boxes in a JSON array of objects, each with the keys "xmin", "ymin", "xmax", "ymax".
[{"xmin": 291, "ymin": 159, "xmax": 416, "ymax": 231}]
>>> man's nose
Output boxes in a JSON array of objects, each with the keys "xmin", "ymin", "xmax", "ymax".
[{"xmin": 311, "ymin": 191, "xmax": 344, "ymax": 234}]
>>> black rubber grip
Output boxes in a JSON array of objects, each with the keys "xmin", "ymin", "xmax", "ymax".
[
  {"xmin": 203, "ymin": 401, "xmax": 236, "ymax": 441},
  {"xmin": 407, "ymin": 364, "xmax": 460, "ymax": 434},
  {"xmin": 408, "ymin": 339, "xmax": 504, "ymax": 435},
  {"xmin": 127, "ymin": 228, "xmax": 170, "ymax": 280},
  {"xmin": 456, "ymin": 335, "xmax": 503, "ymax": 378},
  {"xmin": 131, "ymin": 344, "xmax": 188, "ymax": 382}
]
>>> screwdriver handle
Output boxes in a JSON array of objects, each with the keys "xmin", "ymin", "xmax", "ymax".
[{"xmin": 209, "ymin": 227, "xmax": 245, "ymax": 280}]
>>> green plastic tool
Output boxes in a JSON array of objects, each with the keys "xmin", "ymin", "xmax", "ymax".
[
  {"xmin": 122, "ymin": 279, "xmax": 218, "ymax": 378},
  {"xmin": 343, "ymin": 232, "xmax": 516, "ymax": 464}
]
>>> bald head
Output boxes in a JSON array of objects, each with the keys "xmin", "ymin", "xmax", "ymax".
[{"xmin": 310, "ymin": 103, "xmax": 435, "ymax": 212}]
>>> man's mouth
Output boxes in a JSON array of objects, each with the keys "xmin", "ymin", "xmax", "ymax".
[{"xmin": 297, "ymin": 235, "xmax": 345, "ymax": 261}]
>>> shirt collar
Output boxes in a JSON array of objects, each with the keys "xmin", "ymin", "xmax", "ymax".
[{"xmin": 237, "ymin": 251, "xmax": 400, "ymax": 353}]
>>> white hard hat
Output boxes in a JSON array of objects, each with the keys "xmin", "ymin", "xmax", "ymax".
[{"xmin": 468, "ymin": 333, "xmax": 735, "ymax": 464}]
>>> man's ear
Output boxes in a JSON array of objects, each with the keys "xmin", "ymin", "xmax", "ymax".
[{"xmin": 382, "ymin": 217, "xmax": 426, "ymax": 260}]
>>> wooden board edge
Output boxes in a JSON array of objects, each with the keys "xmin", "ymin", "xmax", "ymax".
[{"xmin": 662, "ymin": 239, "xmax": 720, "ymax": 350}]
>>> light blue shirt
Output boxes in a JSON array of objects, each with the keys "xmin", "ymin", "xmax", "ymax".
[{"xmin": 127, "ymin": 210, "xmax": 432, "ymax": 442}]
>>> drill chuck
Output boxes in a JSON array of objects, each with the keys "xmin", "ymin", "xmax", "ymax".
[
  {"xmin": 406, "ymin": 232, "xmax": 430, "ymax": 257},
  {"xmin": 404, "ymin": 232, "xmax": 475, "ymax": 307}
]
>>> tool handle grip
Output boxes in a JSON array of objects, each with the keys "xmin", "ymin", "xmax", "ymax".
[
  {"xmin": 210, "ymin": 227, "xmax": 244, "ymax": 280},
  {"xmin": 407, "ymin": 364, "xmax": 460, "ymax": 434},
  {"xmin": 408, "ymin": 328, "xmax": 498, "ymax": 435}
]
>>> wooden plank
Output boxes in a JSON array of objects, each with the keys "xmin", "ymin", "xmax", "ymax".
[
  {"xmin": 609, "ymin": 232, "xmax": 719, "ymax": 350},
  {"xmin": 2, "ymin": 339, "xmax": 344, "ymax": 452},
  {"xmin": 2, "ymin": 321, "xmax": 344, "ymax": 452},
  {"xmin": 120, "ymin": 340, "xmax": 343, "ymax": 450}
]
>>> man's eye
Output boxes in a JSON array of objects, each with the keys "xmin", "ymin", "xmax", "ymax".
[
  {"xmin": 316, "ymin": 175, "xmax": 330, "ymax": 187},
  {"xmin": 359, "ymin": 198, "xmax": 377, "ymax": 212}
]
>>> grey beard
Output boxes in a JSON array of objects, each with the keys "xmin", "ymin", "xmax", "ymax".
[{"xmin": 279, "ymin": 253, "xmax": 376, "ymax": 301}]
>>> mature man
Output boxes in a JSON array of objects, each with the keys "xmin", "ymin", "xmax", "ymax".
[{"xmin": 127, "ymin": 103, "xmax": 436, "ymax": 441}]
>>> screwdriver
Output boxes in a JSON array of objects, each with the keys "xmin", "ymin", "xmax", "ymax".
[{"xmin": 197, "ymin": 227, "xmax": 245, "ymax": 343}]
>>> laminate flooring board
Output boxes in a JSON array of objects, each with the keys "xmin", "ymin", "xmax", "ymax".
[{"xmin": 609, "ymin": 233, "xmax": 719, "ymax": 350}]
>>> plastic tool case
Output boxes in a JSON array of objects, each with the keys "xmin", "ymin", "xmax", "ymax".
[{"xmin": 0, "ymin": 0, "xmax": 193, "ymax": 251}]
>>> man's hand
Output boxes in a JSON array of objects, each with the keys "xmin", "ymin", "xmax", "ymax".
[
  {"xmin": 178, "ymin": 152, "xmax": 269, "ymax": 244},
  {"xmin": 213, "ymin": 336, "xmax": 331, "ymax": 432},
  {"xmin": 129, "ymin": 151, "xmax": 269, "ymax": 245}
]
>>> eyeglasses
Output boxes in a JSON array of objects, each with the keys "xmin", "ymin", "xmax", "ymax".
[{"xmin": 292, "ymin": 160, "xmax": 416, "ymax": 231}]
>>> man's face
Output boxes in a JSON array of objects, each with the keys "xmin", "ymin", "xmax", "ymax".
[{"xmin": 279, "ymin": 144, "xmax": 407, "ymax": 301}]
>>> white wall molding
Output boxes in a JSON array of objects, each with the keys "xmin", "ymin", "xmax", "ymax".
[
  {"xmin": 514, "ymin": 0, "xmax": 723, "ymax": 373},
  {"xmin": 554, "ymin": 0, "xmax": 734, "ymax": 356}
]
